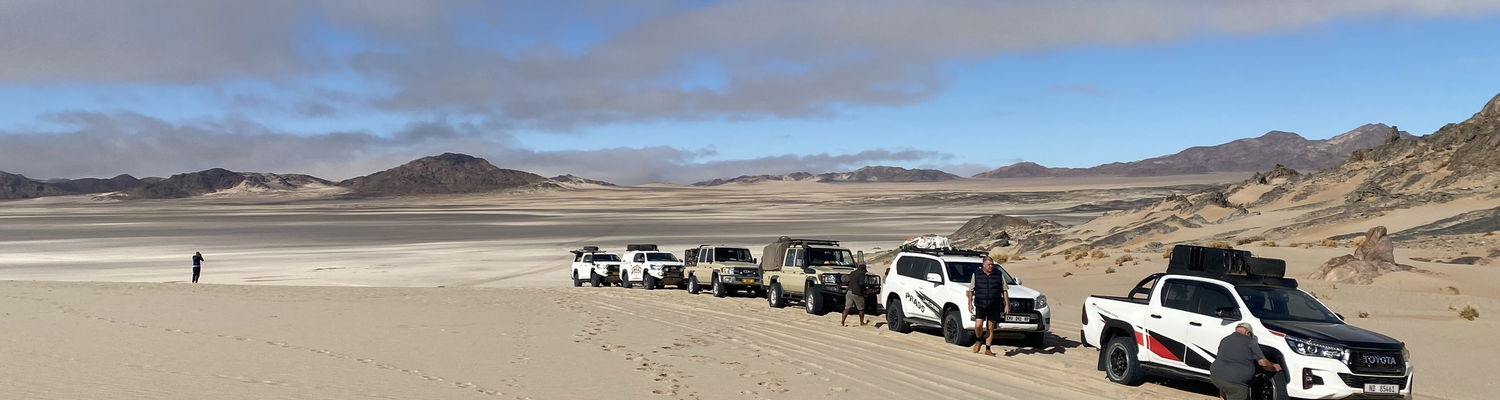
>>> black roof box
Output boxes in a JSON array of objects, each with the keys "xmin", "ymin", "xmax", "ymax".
[
  {"xmin": 1167, "ymin": 245, "xmax": 1286, "ymax": 279},
  {"xmin": 626, "ymin": 244, "xmax": 659, "ymax": 251}
]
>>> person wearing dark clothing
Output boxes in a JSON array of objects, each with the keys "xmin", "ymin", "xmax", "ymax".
[
  {"xmin": 1211, "ymin": 322, "xmax": 1282, "ymax": 400},
  {"xmin": 191, "ymin": 252, "xmax": 204, "ymax": 283},
  {"xmin": 841, "ymin": 264, "xmax": 869, "ymax": 327},
  {"xmin": 967, "ymin": 257, "xmax": 1010, "ymax": 356}
]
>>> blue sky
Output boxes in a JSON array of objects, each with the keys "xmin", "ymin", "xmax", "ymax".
[{"xmin": 2, "ymin": 1, "xmax": 1499, "ymax": 184}]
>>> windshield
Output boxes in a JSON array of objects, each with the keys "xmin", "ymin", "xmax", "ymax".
[
  {"xmin": 947, "ymin": 262, "xmax": 1017, "ymax": 285},
  {"xmin": 591, "ymin": 254, "xmax": 620, "ymax": 262},
  {"xmin": 806, "ymin": 248, "xmax": 856, "ymax": 267},
  {"xmin": 1238, "ymin": 286, "xmax": 1343, "ymax": 324},
  {"xmin": 646, "ymin": 253, "xmax": 679, "ymax": 262},
  {"xmin": 713, "ymin": 248, "xmax": 754, "ymax": 262}
]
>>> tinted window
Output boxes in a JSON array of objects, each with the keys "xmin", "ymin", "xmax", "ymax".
[
  {"xmin": 574, "ymin": 253, "xmax": 583, "ymax": 262},
  {"xmin": 784, "ymin": 249, "xmax": 798, "ymax": 267},
  {"xmin": 646, "ymin": 253, "xmax": 678, "ymax": 262},
  {"xmin": 583, "ymin": 254, "xmax": 593, "ymax": 262},
  {"xmin": 806, "ymin": 248, "xmax": 855, "ymax": 267},
  {"xmin": 634, "ymin": 253, "xmax": 645, "ymax": 263},
  {"xmin": 1193, "ymin": 282, "xmax": 1238, "ymax": 316},
  {"xmin": 713, "ymin": 248, "xmax": 754, "ymax": 262},
  {"xmin": 593, "ymin": 254, "xmax": 620, "ymax": 262},
  {"xmin": 1161, "ymin": 280, "xmax": 1195, "ymax": 312},
  {"xmin": 920, "ymin": 258, "xmax": 943, "ymax": 278},
  {"xmin": 1238, "ymin": 286, "xmax": 1342, "ymax": 323},
  {"xmin": 895, "ymin": 257, "xmax": 922, "ymax": 278}
]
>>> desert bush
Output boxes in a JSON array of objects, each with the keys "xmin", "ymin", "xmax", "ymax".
[
  {"xmin": 1039, "ymin": 252, "xmax": 1053, "ymax": 259},
  {"xmin": 1440, "ymin": 286, "xmax": 1461, "ymax": 295},
  {"xmin": 1260, "ymin": 241, "xmax": 1277, "ymax": 247},
  {"xmin": 1010, "ymin": 254, "xmax": 1026, "ymax": 261},
  {"xmin": 991, "ymin": 253, "xmax": 1010, "ymax": 263},
  {"xmin": 1459, "ymin": 305, "xmax": 1480, "ymax": 321},
  {"xmin": 1105, "ymin": 267, "xmax": 1117, "ymax": 274},
  {"xmin": 1358, "ymin": 312, "xmax": 1369, "ymax": 318},
  {"xmin": 1321, "ymin": 239, "xmax": 1338, "ymax": 247},
  {"xmin": 1067, "ymin": 251, "xmax": 1088, "ymax": 262},
  {"xmin": 1090, "ymin": 249, "xmax": 1108, "ymax": 259},
  {"xmin": 1162, "ymin": 248, "xmax": 1173, "ymax": 259},
  {"xmin": 1062, "ymin": 272, "xmax": 1073, "ymax": 278},
  {"xmin": 1206, "ymin": 242, "xmax": 1234, "ymax": 249},
  {"xmin": 1350, "ymin": 237, "xmax": 1366, "ymax": 248},
  {"xmin": 1133, "ymin": 261, "xmax": 1141, "ymax": 266},
  {"xmin": 1115, "ymin": 255, "xmax": 1135, "ymax": 266},
  {"xmin": 1236, "ymin": 236, "xmax": 1265, "ymax": 246}
]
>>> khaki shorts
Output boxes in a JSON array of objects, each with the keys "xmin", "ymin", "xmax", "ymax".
[{"xmin": 845, "ymin": 292, "xmax": 866, "ymax": 311}]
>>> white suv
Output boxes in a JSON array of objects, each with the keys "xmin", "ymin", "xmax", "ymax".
[
  {"xmin": 620, "ymin": 244, "xmax": 687, "ymax": 290},
  {"xmin": 880, "ymin": 248, "xmax": 1051, "ymax": 347},
  {"xmin": 570, "ymin": 247, "xmax": 622, "ymax": 287}
]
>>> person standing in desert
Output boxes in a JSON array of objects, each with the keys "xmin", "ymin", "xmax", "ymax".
[
  {"xmin": 967, "ymin": 256, "xmax": 1010, "ymax": 356},
  {"xmin": 841, "ymin": 263, "xmax": 869, "ymax": 327},
  {"xmin": 1210, "ymin": 322, "xmax": 1282, "ymax": 400},
  {"xmin": 191, "ymin": 252, "xmax": 204, "ymax": 283}
]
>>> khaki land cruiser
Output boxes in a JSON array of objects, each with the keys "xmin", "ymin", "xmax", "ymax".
[
  {"xmin": 683, "ymin": 245, "xmax": 764, "ymax": 298},
  {"xmin": 759, "ymin": 237, "xmax": 881, "ymax": 315}
]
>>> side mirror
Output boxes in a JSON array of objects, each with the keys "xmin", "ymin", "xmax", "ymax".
[
  {"xmin": 1336, "ymin": 313, "xmax": 1346, "ymax": 321},
  {"xmin": 1014, "ymin": 278, "xmax": 1023, "ymax": 285},
  {"xmin": 925, "ymin": 273, "xmax": 943, "ymax": 284},
  {"xmin": 1214, "ymin": 307, "xmax": 1242, "ymax": 321}
]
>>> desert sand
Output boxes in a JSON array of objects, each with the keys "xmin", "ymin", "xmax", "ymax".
[{"xmin": 1, "ymin": 174, "xmax": 1490, "ymax": 399}]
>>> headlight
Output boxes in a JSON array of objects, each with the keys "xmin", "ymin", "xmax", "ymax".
[
  {"xmin": 820, "ymin": 275, "xmax": 838, "ymax": 285},
  {"xmin": 721, "ymin": 267, "xmax": 735, "ymax": 275},
  {"xmin": 1285, "ymin": 336, "xmax": 1347, "ymax": 361},
  {"xmin": 650, "ymin": 264, "xmax": 663, "ymax": 270},
  {"xmin": 865, "ymin": 275, "xmax": 879, "ymax": 285},
  {"xmin": 1035, "ymin": 295, "xmax": 1048, "ymax": 309}
]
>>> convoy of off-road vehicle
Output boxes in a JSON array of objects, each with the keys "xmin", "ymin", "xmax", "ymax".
[{"xmin": 565, "ymin": 239, "xmax": 1414, "ymax": 400}]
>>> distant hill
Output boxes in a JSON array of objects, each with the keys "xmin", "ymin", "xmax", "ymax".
[
  {"xmin": 693, "ymin": 166, "xmax": 961, "ymax": 186},
  {"xmin": 339, "ymin": 153, "xmax": 552, "ymax": 196},
  {"xmin": 549, "ymin": 174, "xmax": 617, "ymax": 187},
  {"xmin": 125, "ymin": 168, "xmax": 332, "ymax": 199},
  {"xmin": 2, "ymin": 171, "xmax": 149, "ymax": 199},
  {"xmin": 47, "ymin": 174, "xmax": 143, "ymax": 194},
  {"xmin": 975, "ymin": 124, "xmax": 1412, "ymax": 178},
  {"xmin": 0, "ymin": 171, "xmax": 69, "ymax": 199}
]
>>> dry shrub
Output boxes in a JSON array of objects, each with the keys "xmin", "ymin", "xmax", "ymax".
[
  {"xmin": 1260, "ymin": 241, "xmax": 1278, "ymax": 247},
  {"xmin": 1300, "ymin": 243, "xmax": 1315, "ymax": 249},
  {"xmin": 1440, "ymin": 286, "xmax": 1461, "ymax": 295},
  {"xmin": 1114, "ymin": 255, "xmax": 1135, "ymax": 266},
  {"xmin": 1010, "ymin": 254, "xmax": 1026, "ymax": 261},
  {"xmin": 1206, "ymin": 242, "xmax": 1234, "ymax": 249},
  {"xmin": 1105, "ymin": 267, "xmax": 1117, "ymax": 274},
  {"xmin": 1350, "ymin": 237, "xmax": 1367, "ymax": 248},
  {"xmin": 1133, "ymin": 261, "xmax": 1141, "ymax": 266},
  {"xmin": 1447, "ymin": 305, "xmax": 1458, "ymax": 312},
  {"xmin": 1459, "ymin": 305, "xmax": 1480, "ymax": 321},
  {"xmin": 1067, "ymin": 251, "xmax": 1088, "ymax": 262},
  {"xmin": 1236, "ymin": 236, "xmax": 1265, "ymax": 246},
  {"xmin": 1090, "ymin": 249, "xmax": 1108, "ymax": 259},
  {"xmin": 1040, "ymin": 252, "xmax": 1053, "ymax": 259},
  {"xmin": 991, "ymin": 253, "xmax": 1010, "ymax": 263},
  {"xmin": 1162, "ymin": 248, "xmax": 1174, "ymax": 259},
  {"xmin": 1321, "ymin": 239, "xmax": 1338, "ymax": 247},
  {"xmin": 1062, "ymin": 272, "xmax": 1073, "ymax": 278},
  {"xmin": 1358, "ymin": 312, "xmax": 1369, "ymax": 318}
]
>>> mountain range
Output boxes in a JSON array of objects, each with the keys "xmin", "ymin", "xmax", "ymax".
[
  {"xmin": 691, "ymin": 166, "xmax": 961, "ymax": 186},
  {"xmin": 974, "ymin": 123, "xmax": 1411, "ymax": 178}
]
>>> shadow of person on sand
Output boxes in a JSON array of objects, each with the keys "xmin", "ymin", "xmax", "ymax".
[{"xmin": 1002, "ymin": 333, "xmax": 1082, "ymax": 356}]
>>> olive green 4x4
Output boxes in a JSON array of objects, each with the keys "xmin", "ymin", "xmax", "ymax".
[
  {"xmin": 759, "ymin": 237, "xmax": 881, "ymax": 315},
  {"xmin": 683, "ymin": 245, "xmax": 764, "ymax": 298}
]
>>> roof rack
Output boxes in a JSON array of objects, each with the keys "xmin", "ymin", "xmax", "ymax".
[
  {"xmin": 778, "ymin": 236, "xmax": 842, "ymax": 247},
  {"xmin": 569, "ymin": 246, "xmax": 603, "ymax": 255},
  {"xmin": 1165, "ymin": 245, "xmax": 1295, "ymax": 288},
  {"xmin": 900, "ymin": 245, "xmax": 987, "ymax": 258},
  {"xmin": 626, "ymin": 244, "xmax": 659, "ymax": 251}
]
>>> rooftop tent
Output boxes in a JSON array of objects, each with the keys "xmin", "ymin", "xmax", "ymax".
[
  {"xmin": 760, "ymin": 237, "xmax": 792, "ymax": 272},
  {"xmin": 626, "ymin": 244, "xmax": 658, "ymax": 252},
  {"xmin": 1167, "ymin": 245, "xmax": 1252, "ymax": 276}
]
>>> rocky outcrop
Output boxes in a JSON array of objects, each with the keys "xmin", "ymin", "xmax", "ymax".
[
  {"xmin": 125, "ymin": 169, "xmax": 331, "ymax": 199},
  {"xmin": 339, "ymin": 153, "xmax": 551, "ymax": 196},
  {"xmin": 2, "ymin": 172, "xmax": 147, "ymax": 200},
  {"xmin": 1250, "ymin": 164, "xmax": 1300, "ymax": 185},
  {"xmin": 550, "ymin": 175, "xmax": 617, "ymax": 187},
  {"xmin": 949, "ymin": 214, "xmax": 1066, "ymax": 254},
  {"xmin": 0, "ymin": 171, "xmax": 68, "ymax": 199},
  {"xmin": 1308, "ymin": 226, "xmax": 1421, "ymax": 284},
  {"xmin": 972, "ymin": 162, "xmax": 1078, "ymax": 179}
]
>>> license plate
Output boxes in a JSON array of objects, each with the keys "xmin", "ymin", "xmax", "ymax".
[
  {"xmin": 741, "ymin": 279, "xmax": 756, "ymax": 284},
  {"xmin": 1003, "ymin": 315, "xmax": 1031, "ymax": 323},
  {"xmin": 1364, "ymin": 384, "xmax": 1400, "ymax": 394}
]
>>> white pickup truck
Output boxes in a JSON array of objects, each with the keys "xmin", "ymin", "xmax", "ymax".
[
  {"xmin": 569, "ymin": 246, "xmax": 622, "ymax": 287},
  {"xmin": 879, "ymin": 247, "xmax": 1051, "ymax": 347},
  {"xmin": 1081, "ymin": 245, "xmax": 1412, "ymax": 399},
  {"xmin": 619, "ymin": 244, "xmax": 687, "ymax": 290}
]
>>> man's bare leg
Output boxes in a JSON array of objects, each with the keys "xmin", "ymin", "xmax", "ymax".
[
  {"xmin": 972, "ymin": 318, "xmax": 985, "ymax": 352},
  {"xmin": 983, "ymin": 321, "xmax": 997, "ymax": 356},
  {"xmin": 840, "ymin": 308, "xmax": 851, "ymax": 327}
]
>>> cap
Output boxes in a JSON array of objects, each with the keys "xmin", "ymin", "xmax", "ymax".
[{"xmin": 1235, "ymin": 322, "xmax": 1253, "ymax": 330}]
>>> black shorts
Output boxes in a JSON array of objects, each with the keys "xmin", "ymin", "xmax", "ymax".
[{"xmin": 973, "ymin": 304, "xmax": 1005, "ymax": 322}]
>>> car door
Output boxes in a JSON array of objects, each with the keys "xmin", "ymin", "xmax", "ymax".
[
  {"xmin": 893, "ymin": 255, "xmax": 939, "ymax": 321},
  {"xmin": 1181, "ymin": 280, "xmax": 1243, "ymax": 373},
  {"xmin": 782, "ymin": 248, "xmax": 804, "ymax": 294},
  {"xmin": 1145, "ymin": 278, "xmax": 1197, "ymax": 369},
  {"xmin": 630, "ymin": 252, "xmax": 646, "ymax": 281}
]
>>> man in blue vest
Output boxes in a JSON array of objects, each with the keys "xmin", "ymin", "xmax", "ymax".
[{"xmin": 967, "ymin": 256, "xmax": 1010, "ymax": 356}]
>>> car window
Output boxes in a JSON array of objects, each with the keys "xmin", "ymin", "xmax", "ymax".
[
  {"xmin": 895, "ymin": 256, "xmax": 917, "ymax": 278},
  {"xmin": 1161, "ymin": 280, "xmax": 1195, "ymax": 312},
  {"xmin": 583, "ymin": 254, "xmax": 592, "ymax": 262},
  {"xmin": 784, "ymin": 249, "xmax": 797, "ymax": 267},
  {"xmin": 574, "ymin": 253, "xmax": 582, "ymax": 262},
  {"xmin": 634, "ymin": 253, "xmax": 645, "ymax": 263},
  {"xmin": 945, "ymin": 262, "xmax": 981, "ymax": 283},
  {"xmin": 1192, "ymin": 282, "xmax": 1238, "ymax": 316},
  {"xmin": 1238, "ymin": 286, "xmax": 1342, "ymax": 323},
  {"xmin": 921, "ymin": 258, "xmax": 943, "ymax": 278},
  {"xmin": 593, "ymin": 254, "xmax": 619, "ymax": 262},
  {"xmin": 646, "ymin": 253, "xmax": 678, "ymax": 262}
]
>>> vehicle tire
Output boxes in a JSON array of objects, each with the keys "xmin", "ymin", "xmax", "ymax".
[
  {"xmin": 886, "ymin": 296, "xmax": 913, "ymax": 333},
  {"xmin": 622, "ymin": 272, "xmax": 633, "ymax": 289},
  {"xmin": 754, "ymin": 288, "xmax": 766, "ymax": 298},
  {"xmin": 590, "ymin": 271, "xmax": 603, "ymax": 287},
  {"xmin": 713, "ymin": 279, "xmax": 727, "ymax": 298},
  {"xmin": 942, "ymin": 309, "xmax": 976, "ymax": 347},
  {"xmin": 676, "ymin": 281, "xmax": 687, "ymax": 290},
  {"xmin": 572, "ymin": 271, "xmax": 583, "ymax": 287},
  {"xmin": 1103, "ymin": 336, "xmax": 1147, "ymax": 386},
  {"xmin": 644, "ymin": 274, "xmax": 656, "ymax": 290},
  {"xmin": 767, "ymin": 283, "xmax": 786, "ymax": 308},
  {"xmin": 805, "ymin": 283, "xmax": 829, "ymax": 315},
  {"xmin": 1025, "ymin": 332, "xmax": 1046, "ymax": 348},
  {"xmin": 1251, "ymin": 365, "xmax": 1290, "ymax": 400},
  {"xmin": 688, "ymin": 276, "xmax": 701, "ymax": 294}
]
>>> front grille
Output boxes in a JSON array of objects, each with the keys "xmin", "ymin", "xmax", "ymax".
[
  {"xmin": 606, "ymin": 266, "xmax": 619, "ymax": 273},
  {"xmin": 733, "ymin": 268, "xmax": 759, "ymax": 276},
  {"xmin": 1348, "ymin": 350, "xmax": 1405, "ymax": 375},
  {"xmin": 1338, "ymin": 373, "xmax": 1407, "ymax": 390},
  {"xmin": 1009, "ymin": 298, "xmax": 1035, "ymax": 311}
]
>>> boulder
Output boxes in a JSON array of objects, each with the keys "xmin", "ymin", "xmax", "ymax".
[{"xmin": 1308, "ymin": 226, "xmax": 1419, "ymax": 284}]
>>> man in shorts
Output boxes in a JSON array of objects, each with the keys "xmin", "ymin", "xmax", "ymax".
[
  {"xmin": 841, "ymin": 264, "xmax": 869, "ymax": 327},
  {"xmin": 967, "ymin": 256, "xmax": 1010, "ymax": 356}
]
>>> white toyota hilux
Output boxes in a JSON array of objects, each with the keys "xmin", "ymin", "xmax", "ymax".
[
  {"xmin": 619, "ymin": 244, "xmax": 687, "ymax": 290},
  {"xmin": 879, "ymin": 247, "xmax": 1051, "ymax": 347}
]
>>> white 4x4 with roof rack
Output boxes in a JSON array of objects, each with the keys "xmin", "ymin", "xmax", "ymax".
[
  {"xmin": 1081, "ymin": 245, "xmax": 1413, "ymax": 399},
  {"xmin": 570, "ymin": 246, "xmax": 622, "ymax": 287},
  {"xmin": 879, "ymin": 245, "xmax": 1051, "ymax": 347},
  {"xmin": 619, "ymin": 244, "xmax": 687, "ymax": 290}
]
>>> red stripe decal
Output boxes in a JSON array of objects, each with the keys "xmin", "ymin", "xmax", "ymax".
[
  {"xmin": 1147, "ymin": 335, "xmax": 1182, "ymax": 362},
  {"xmin": 1134, "ymin": 332, "xmax": 1144, "ymax": 345}
]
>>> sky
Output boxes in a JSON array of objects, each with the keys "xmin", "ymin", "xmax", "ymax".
[{"xmin": 2, "ymin": 0, "xmax": 1500, "ymax": 185}]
